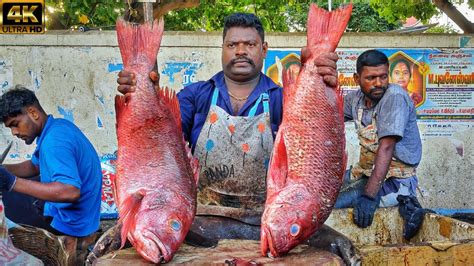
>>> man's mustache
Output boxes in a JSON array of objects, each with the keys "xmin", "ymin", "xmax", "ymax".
[
  {"xmin": 230, "ymin": 57, "xmax": 255, "ymax": 66},
  {"xmin": 370, "ymin": 86, "xmax": 387, "ymax": 93}
]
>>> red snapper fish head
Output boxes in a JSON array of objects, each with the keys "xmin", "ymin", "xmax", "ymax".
[
  {"xmin": 132, "ymin": 192, "xmax": 195, "ymax": 263},
  {"xmin": 261, "ymin": 185, "xmax": 319, "ymax": 257}
]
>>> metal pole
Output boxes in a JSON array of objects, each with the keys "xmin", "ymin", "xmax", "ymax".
[
  {"xmin": 138, "ymin": 0, "xmax": 155, "ymax": 23},
  {"xmin": 328, "ymin": 0, "xmax": 332, "ymax": 11}
]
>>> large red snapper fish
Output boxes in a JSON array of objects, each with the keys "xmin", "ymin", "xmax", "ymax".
[
  {"xmin": 261, "ymin": 4, "xmax": 352, "ymax": 257},
  {"xmin": 115, "ymin": 18, "xmax": 199, "ymax": 263}
]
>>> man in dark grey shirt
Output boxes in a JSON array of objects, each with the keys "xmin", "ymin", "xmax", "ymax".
[
  {"xmin": 344, "ymin": 85, "xmax": 422, "ymax": 167},
  {"xmin": 335, "ymin": 50, "xmax": 423, "ymax": 233}
]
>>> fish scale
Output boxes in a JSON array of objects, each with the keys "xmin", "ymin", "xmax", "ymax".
[{"xmin": 261, "ymin": 3, "xmax": 352, "ymax": 257}]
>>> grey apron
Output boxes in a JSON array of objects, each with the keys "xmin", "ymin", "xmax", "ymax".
[
  {"xmin": 351, "ymin": 108, "xmax": 416, "ymax": 180},
  {"xmin": 194, "ymin": 87, "xmax": 273, "ymax": 224}
]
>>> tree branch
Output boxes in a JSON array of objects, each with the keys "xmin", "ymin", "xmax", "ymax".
[{"xmin": 432, "ymin": 0, "xmax": 474, "ymax": 33}]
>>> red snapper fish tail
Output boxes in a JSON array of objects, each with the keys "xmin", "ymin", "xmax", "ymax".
[
  {"xmin": 306, "ymin": 3, "xmax": 350, "ymax": 175},
  {"xmin": 307, "ymin": 3, "xmax": 352, "ymax": 52},
  {"xmin": 116, "ymin": 17, "xmax": 164, "ymax": 69},
  {"xmin": 115, "ymin": 18, "xmax": 164, "ymax": 125},
  {"xmin": 118, "ymin": 189, "xmax": 146, "ymax": 249}
]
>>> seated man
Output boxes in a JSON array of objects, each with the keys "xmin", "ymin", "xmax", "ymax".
[
  {"xmin": 0, "ymin": 86, "xmax": 102, "ymax": 250},
  {"xmin": 335, "ymin": 50, "xmax": 425, "ymax": 238}
]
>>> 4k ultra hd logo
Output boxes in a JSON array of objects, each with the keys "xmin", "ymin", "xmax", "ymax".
[{"xmin": 0, "ymin": 0, "xmax": 45, "ymax": 34}]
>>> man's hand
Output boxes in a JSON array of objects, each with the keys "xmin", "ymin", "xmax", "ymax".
[
  {"xmin": 86, "ymin": 223, "xmax": 126, "ymax": 265},
  {"xmin": 300, "ymin": 47, "xmax": 338, "ymax": 87},
  {"xmin": 117, "ymin": 68, "xmax": 160, "ymax": 97},
  {"xmin": 353, "ymin": 194, "xmax": 380, "ymax": 228},
  {"xmin": 0, "ymin": 166, "xmax": 17, "ymax": 192},
  {"xmin": 117, "ymin": 70, "xmax": 136, "ymax": 96}
]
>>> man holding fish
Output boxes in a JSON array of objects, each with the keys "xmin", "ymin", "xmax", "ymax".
[
  {"xmin": 117, "ymin": 12, "xmax": 339, "ymax": 224},
  {"xmin": 109, "ymin": 11, "xmax": 358, "ymax": 264}
]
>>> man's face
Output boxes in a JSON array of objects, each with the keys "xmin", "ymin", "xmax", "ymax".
[
  {"xmin": 354, "ymin": 64, "xmax": 389, "ymax": 102},
  {"xmin": 391, "ymin": 62, "xmax": 410, "ymax": 90},
  {"xmin": 4, "ymin": 108, "xmax": 40, "ymax": 145},
  {"xmin": 222, "ymin": 27, "xmax": 268, "ymax": 82}
]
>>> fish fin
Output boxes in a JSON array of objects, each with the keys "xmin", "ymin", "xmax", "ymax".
[
  {"xmin": 307, "ymin": 3, "xmax": 352, "ymax": 52},
  {"xmin": 158, "ymin": 86, "xmax": 183, "ymax": 133},
  {"xmin": 118, "ymin": 190, "xmax": 145, "ymax": 249},
  {"xmin": 267, "ymin": 129, "xmax": 288, "ymax": 194},
  {"xmin": 115, "ymin": 95, "xmax": 127, "ymax": 130},
  {"xmin": 260, "ymin": 227, "xmax": 268, "ymax": 256},
  {"xmin": 116, "ymin": 17, "xmax": 164, "ymax": 69},
  {"xmin": 282, "ymin": 68, "xmax": 297, "ymax": 108},
  {"xmin": 184, "ymin": 140, "xmax": 200, "ymax": 185}
]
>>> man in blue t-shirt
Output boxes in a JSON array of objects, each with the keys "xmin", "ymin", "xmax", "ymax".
[
  {"xmin": 0, "ymin": 86, "xmax": 102, "ymax": 240},
  {"xmin": 335, "ymin": 49, "xmax": 426, "ymax": 239}
]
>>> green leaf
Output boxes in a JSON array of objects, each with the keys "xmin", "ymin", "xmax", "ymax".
[{"xmin": 44, "ymin": 0, "xmax": 470, "ymax": 32}]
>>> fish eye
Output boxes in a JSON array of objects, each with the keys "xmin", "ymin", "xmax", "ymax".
[
  {"xmin": 290, "ymin": 224, "xmax": 300, "ymax": 237},
  {"xmin": 169, "ymin": 219, "xmax": 181, "ymax": 231}
]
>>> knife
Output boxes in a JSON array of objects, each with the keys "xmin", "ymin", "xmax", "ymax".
[{"xmin": 0, "ymin": 141, "xmax": 13, "ymax": 164}]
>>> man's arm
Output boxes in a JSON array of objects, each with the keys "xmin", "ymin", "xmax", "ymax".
[
  {"xmin": 352, "ymin": 136, "xmax": 397, "ymax": 228},
  {"xmin": 177, "ymin": 87, "xmax": 197, "ymax": 143},
  {"xmin": 364, "ymin": 136, "xmax": 397, "ymax": 198},
  {"xmin": 14, "ymin": 143, "xmax": 83, "ymax": 202},
  {"xmin": 343, "ymin": 96, "xmax": 353, "ymax": 122},
  {"xmin": 366, "ymin": 91, "xmax": 410, "ymax": 197},
  {"xmin": 12, "ymin": 178, "xmax": 80, "ymax": 202},
  {"xmin": 4, "ymin": 160, "xmax": 39, "ymax": 178},
  {"xmin": 0, "ymin": 163, "xmax": 80, "ymax": 202},
  {"xmin": 342, "ymin": 90, "xmax": 357, "ymax": 122},
  {"xmin": 353, "ymin": 92, "xmax": 408, "ymax": 228}
]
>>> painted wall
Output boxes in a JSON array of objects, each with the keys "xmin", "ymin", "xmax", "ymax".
[{"xmin": 0, "ymin": 32, "xmax": 472, "ymax": 212}]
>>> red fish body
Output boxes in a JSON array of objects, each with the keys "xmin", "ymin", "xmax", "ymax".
[
  {"xmin": 115, "ymin": 18, "xmax": 198, "ymax": 263},
  {"xmin": 261, "ymin": 4, "xmax": 352, "ymax": 257}
]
